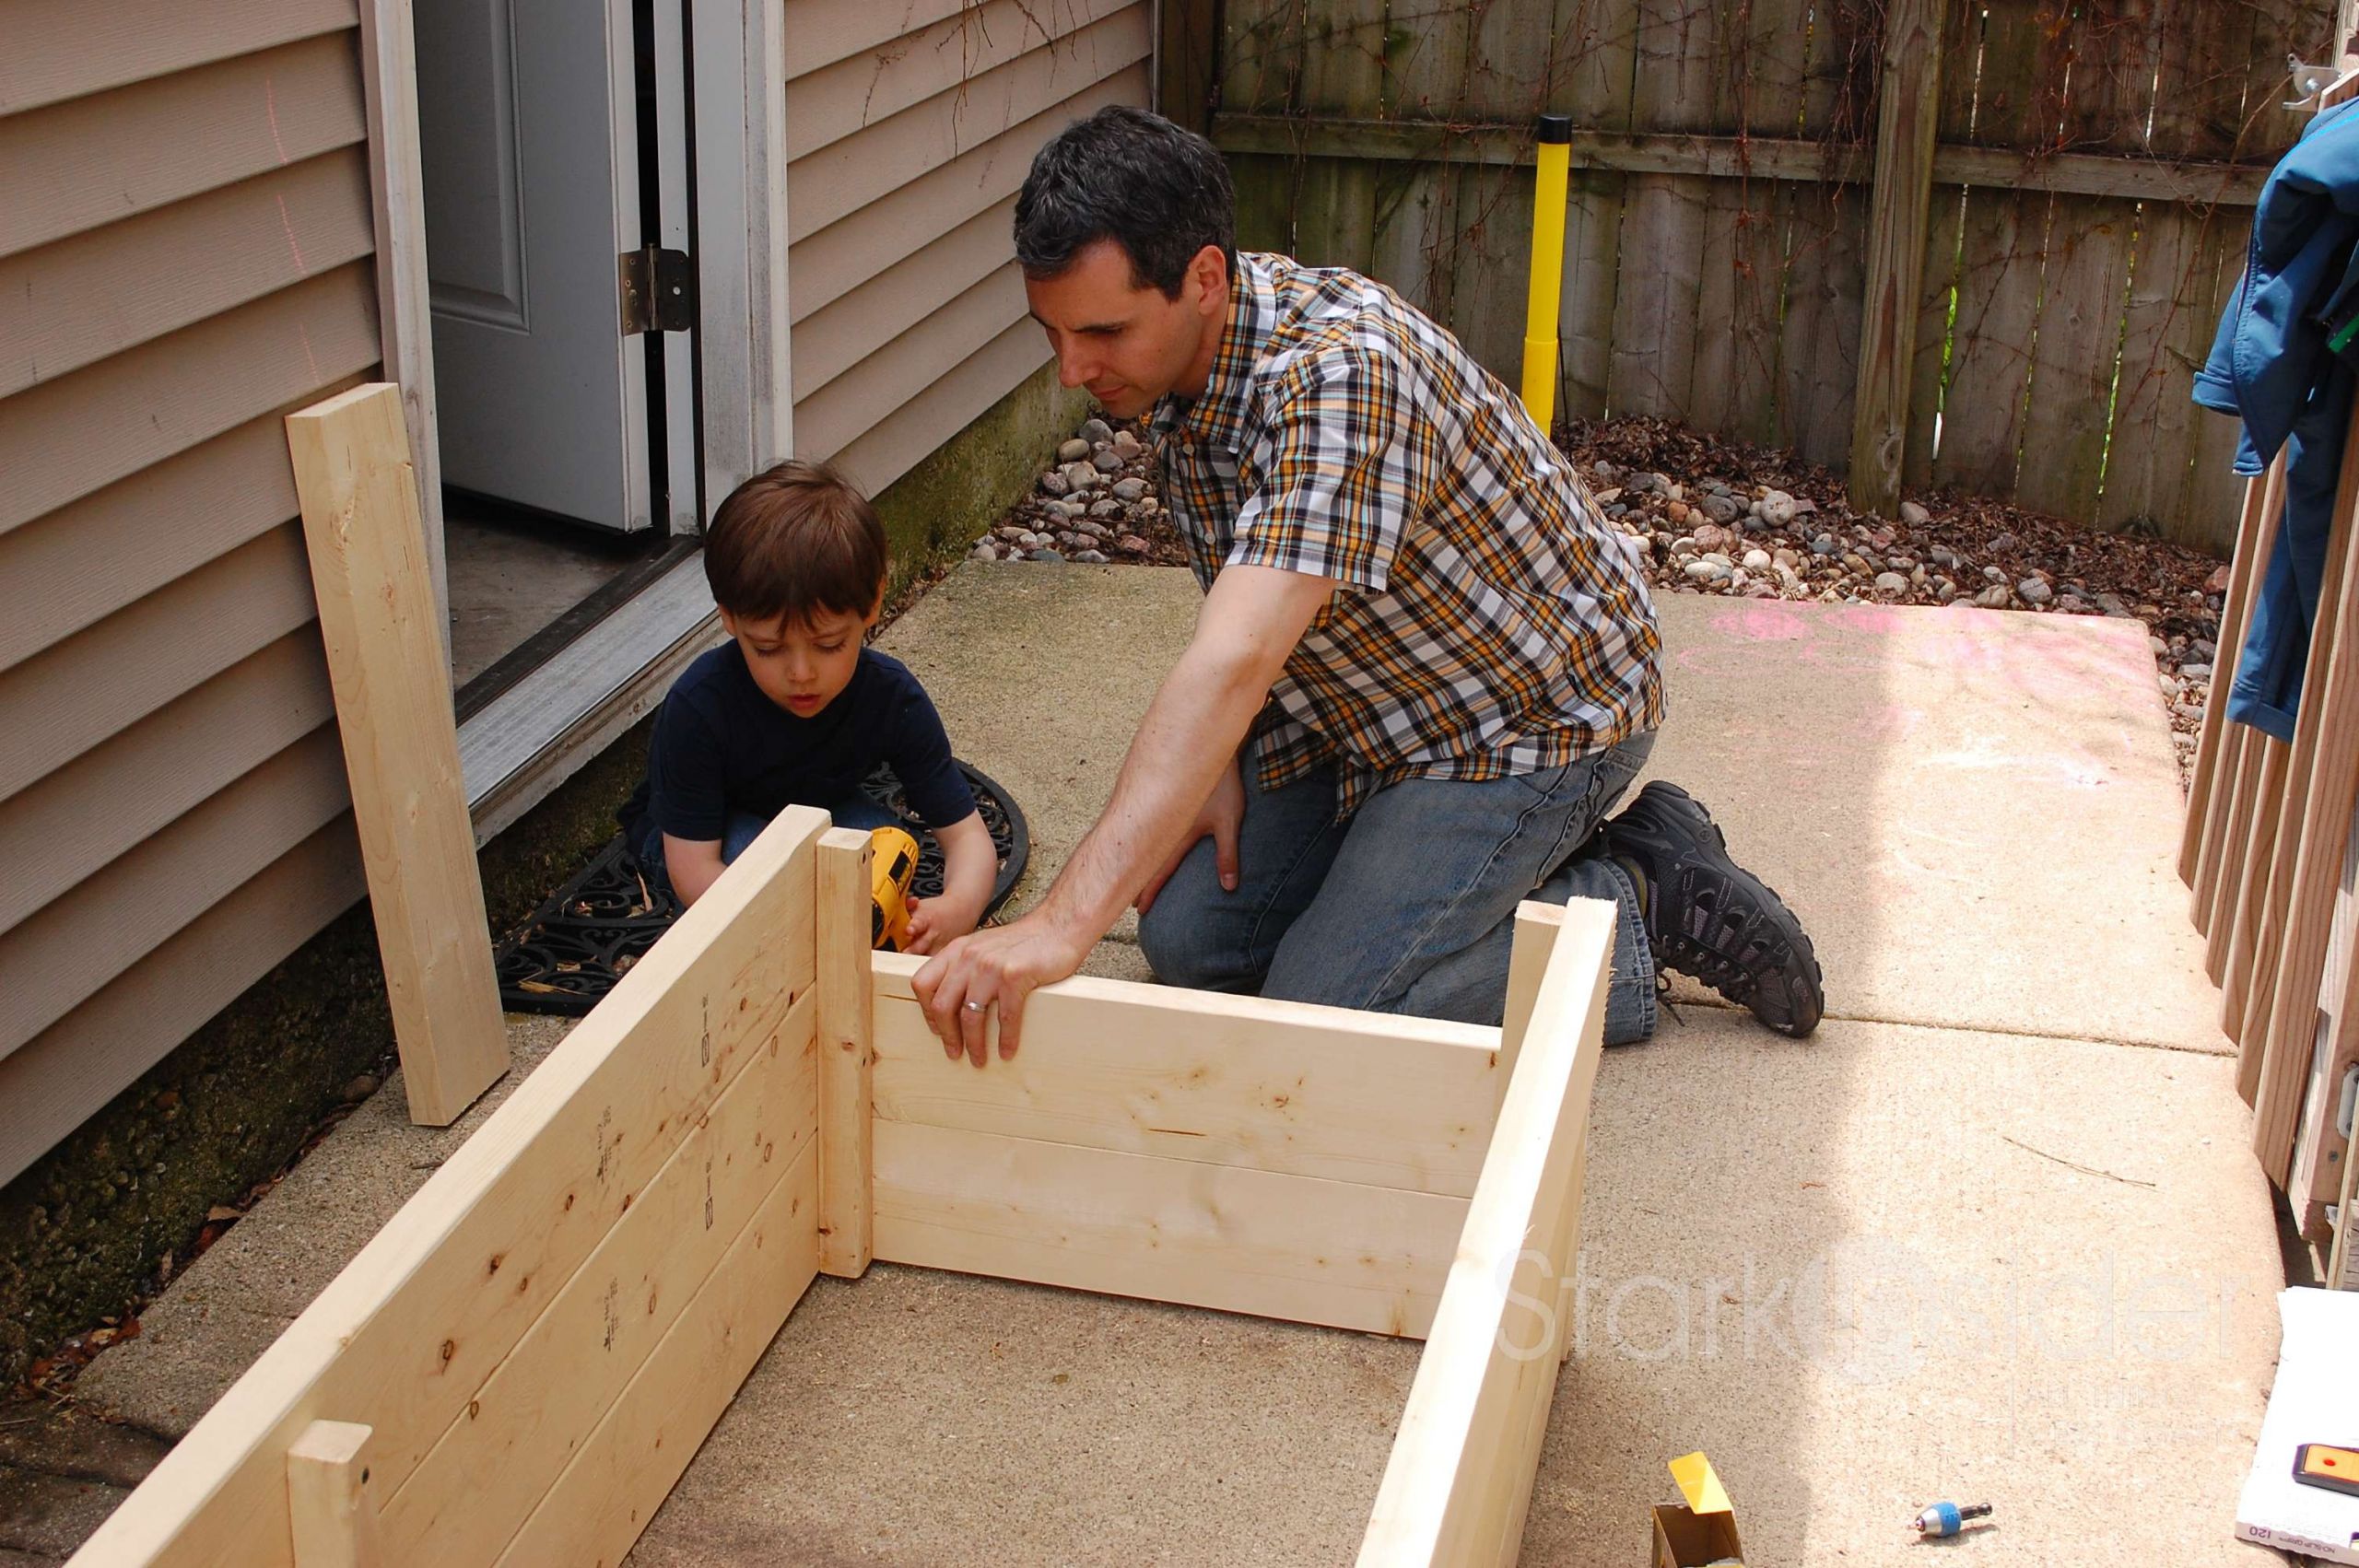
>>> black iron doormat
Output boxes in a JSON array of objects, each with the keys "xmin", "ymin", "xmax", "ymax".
[{"xmin": 494, "ymin": 762, "xmax": 1030, "ymax": 1015}]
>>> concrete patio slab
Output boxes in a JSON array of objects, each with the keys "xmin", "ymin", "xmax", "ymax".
[
  {"xmin": 620, "ymin": 1011, "xmax": 2277, "ymax": 1567},
  {"xmin": 1646, "ymin": 595, "xmax": 2224, "ymax": 1054},
  {"xmin": 885, "ymin": 568, "xmax": 2224, "ymax": 1052},
  {"xmin": 61, "ymin": 565, "xmax": 2271, "ymax": 1568}
]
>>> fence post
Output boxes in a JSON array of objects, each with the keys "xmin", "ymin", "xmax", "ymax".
[{"xmin": 1847, "ymin": 0, "xmax": 1948, "ymax": 520}]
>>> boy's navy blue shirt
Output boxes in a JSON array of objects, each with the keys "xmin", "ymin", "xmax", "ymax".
[{"xmin": 621, "ymin": 644, "xmax": 975, "ymax": 844}]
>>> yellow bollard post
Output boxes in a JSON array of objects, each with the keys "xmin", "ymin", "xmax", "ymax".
[{"xmin": 1520, "ymin": 114, "xmax": 1573, "ymax": 434}]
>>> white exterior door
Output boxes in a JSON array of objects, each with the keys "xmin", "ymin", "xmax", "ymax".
[{"xmin": 415, "ymin": 0, "xmax": 653, "ymax": 531}]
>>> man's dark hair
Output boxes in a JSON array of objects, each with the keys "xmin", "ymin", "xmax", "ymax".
[
  {"xmin": 1015, "ymin": 105, "xmax": 1236, "ymax": 297},
  {"xmin": 703, "ymin": 459, "xmax": 887, "ymax": 626}
]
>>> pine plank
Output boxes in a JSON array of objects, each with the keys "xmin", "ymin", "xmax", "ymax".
[
  {"xmin": 286, "ymin": 1422, "xmax": 382, "ymax": 1568},
  {"xmin": 64, "ymin": 812, "xmax": 826, "ymax": 1568},
  {"xmin": 490, "ymin": 1139, "xmax": 821, "ymax": 1568},
  {"xmin": 873, "ymin": 1119, "xmax": 1469, "ymax": 1337},
  {"xmin": 869, "ymin": 955, "xmax": 1503, "ymax": 1196},
  {"xmin": 1356, "ymin": 900, "xmax": 1614, "ymax": 1566},
  {"xmin": 376, "ymin": 1012, "xmax": 818, "ymax": 1562},
  {"xmin": 816, "ymin": 828, "xmax": 875, "ymax": 1279},
  {"xmin": 287, "ymin": 383, "xmax": 505, "ymax": 1125}
]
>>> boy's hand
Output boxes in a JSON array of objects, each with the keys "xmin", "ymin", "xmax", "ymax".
[{"xmin": 902, "ymin": 888, "xmax": 987, "ymax": 955}]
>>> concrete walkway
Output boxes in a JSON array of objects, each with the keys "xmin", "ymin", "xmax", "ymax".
[{"xmin": 69, "ymin": 567, "xmax": 2282, "ymax": 1567}]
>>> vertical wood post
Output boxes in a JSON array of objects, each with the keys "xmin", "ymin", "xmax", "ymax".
[
  {"xmin": 288, "ymin": 383, "xmax": 509, "ymax": 1126},
  {"xmin": 816, "ymin": 825, "xmax": 875, "ymax": 1278},
  {"xmin": 1156, "ymin": 0, "xmax": 1220, "ymax": 135},
  {"xmin": 355, "ymin": 0, "xmax": 447, "ymax": 656},
  {"xmin": 1847, "ymin": 0, "xmax": 1947, "ymax": 520},
  {"xmin": 287, "ymin": 1421, "xmax": 384, "ymax": 1568}
]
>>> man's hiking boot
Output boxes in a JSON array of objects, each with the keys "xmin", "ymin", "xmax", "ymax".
[{"xmin": 1602, "ymin": 781, "xmax": 1824, "ymax": 1037}]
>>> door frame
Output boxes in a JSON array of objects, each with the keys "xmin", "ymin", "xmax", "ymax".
[{"xmin": 357, "ymin": 0, "xmax": 793, "ymax": 829}]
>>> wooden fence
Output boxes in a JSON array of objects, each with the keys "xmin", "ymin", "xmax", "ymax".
[{"xmin": 1156, "ymin": 0, "xmax": 2340, "ymax": 552}]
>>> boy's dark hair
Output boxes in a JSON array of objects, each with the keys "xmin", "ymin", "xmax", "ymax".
[
  {"xmin": 1015, "ymin": 105, "xmax": 1236, "ymax": 298},
  {"xmin": 703, "ymin": 459, "xmax": 887, "ymax": 625}
]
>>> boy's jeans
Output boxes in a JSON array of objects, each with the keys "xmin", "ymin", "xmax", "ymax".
[
  {"xmin": 635, "ymin": 793, "xmax": 901, "ymax": 895},
  {"xmin": 1136, "ymin": 732, "xmax": 1659, "ymax": 1044}
]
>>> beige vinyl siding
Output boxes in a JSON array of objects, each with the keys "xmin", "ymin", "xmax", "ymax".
[
  {"xmin": 784, "ymin": 0, "xmax": 1151, "ymax": 496},
  {"xmin": 0, "ymin": 2, "xmax": 379, "ymax": 1183}
]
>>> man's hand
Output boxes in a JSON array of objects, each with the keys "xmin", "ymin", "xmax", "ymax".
[
  {"xmin": 911, "ymin": 911, "xmax": 1089, "ymax": 1065},
  {"xmin": 1136, "ymin": 757, "xmax": 1243, "ymax": 915},
  {"xmin": 911, "ymin": 564, "xmax": 1335, "ymax": 1066}
]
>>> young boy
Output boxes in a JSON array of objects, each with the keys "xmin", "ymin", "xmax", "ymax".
[{"xmin": 620, "ymin": 460, "xmax": 997, "ymax": 953}]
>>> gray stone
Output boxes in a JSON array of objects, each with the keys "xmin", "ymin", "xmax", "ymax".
[
  {"xmin": 1701, "ymin": 494, "xmax": 1742, "ymax": 525},
  {"xmin": 2095, "ymin": 591, "xmax": 2132, "ymax": 617},
  {"xmin": 1078, "ymin": 416, "xmax": 1113, "ymax": 443},
  {"xmin": 1072, "ymin": 550, "xmax": 1109, "ymax": 565},
  {"xmin": 1039, "ymin": 472, "xmax": 1071, "ymax": 497},
  {"xmin": 1091, "ymin": 450, "xmax": 1124, "ymax": 474},
  {"xmin": 1059, "ymin": 462, "xmax": 1100, "ymax": 492},
  {"xmin": 1974, "ymin": 584, "xmax": 2013, "ymax": 609},
  {"xmin": 1111, "ymin": 429, "xmax": 1143, "ymax": 458},
  {"xmin": 1111, "ymin": 478, "xmax": 1148, "ymax": 502},
  {"xmin": 1684, "ymin": 558, "xmax": 1732, "ymax": 584},
  {"xmin": 1899, "ymin": 500, "xmax": 1931, "ymax": 526},
  {"xmin": 1810, "ymin": 536, "xmax": 1839, "ymax": 556},
  {"xmin": 1089, "ymin": 499, "xmax": 1122, "ymax": 520},
  {"xmin": 1056, "ymin": 438, "xmax": 1090, "ymax": 463},
  {"xmin": 2182, "ymin": 662, "xmax": 2212, "ymax": 681},
  {"xmin": 1759, "ymin": 489, "xmax": 1799, "ymax": 527},
  {"xmin": 1874, "ymin": 571, "xmax": 1909, "ymax": 597},
  {"xmin": 2018, "ymin": 578, "xmax": 2054, "ymax": 605},
  {"xmin": 1026, "ymin": 548, "xmax": 1064, "ymax": 563},
  {"xmin": 1742, "ymin": 548, "xmax": 1771, "ymax": 571},
  {"xmin": 969, "ymin": 543, "xmax": 1001, "ymax": 561}
]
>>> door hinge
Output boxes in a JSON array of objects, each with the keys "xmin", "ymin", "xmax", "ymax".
[{"xmin": 618, "ymin": 246, "xmax": 696, "ymax": 334}]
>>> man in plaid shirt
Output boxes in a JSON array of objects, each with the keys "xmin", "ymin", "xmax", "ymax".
[{"xmin": 914, "ymin": 106, "xmax": 1821, "ymax": 1063}]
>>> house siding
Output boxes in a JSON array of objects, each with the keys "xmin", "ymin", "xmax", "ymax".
[{"xmin": 0, "ymin": 2, "xmax": 376, "ymax": 1184}]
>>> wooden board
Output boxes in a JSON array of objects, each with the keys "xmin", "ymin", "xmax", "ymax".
[
  {"xmin": 816, "ymin": 827, "xmax": 875, "ymax": 1278},
  {"xmin": 65, "ymin": 810, "xmax": 827, "ymax": 1568},
  {"xmin": 1848, "ymin": 0, "xmax": 1945, "ymax": 516},
  {"xmin": 1357, "ymin": 899, "xmax": 1614, "ymax": 1566},
  {"xmin": 870, "ymin": 955, "xmax": 1503, "ymax": 1195},
  {"xmin": 873, "ymin": 1118, "xmax": 1469, "ymax": 1337},
  {"xmin": 287, "ymin": 383, "xmax": 505, "ymax": 1125}
]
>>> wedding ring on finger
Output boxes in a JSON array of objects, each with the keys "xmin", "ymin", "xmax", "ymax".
[{"xmin": 963, "ymin": 1000, "xmax": 988, "ymax": 1013}]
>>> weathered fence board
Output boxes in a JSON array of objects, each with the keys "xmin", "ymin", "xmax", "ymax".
[{"xmin": 1211, "ymin": 0, "xmax": 2333, "ymax": 551}]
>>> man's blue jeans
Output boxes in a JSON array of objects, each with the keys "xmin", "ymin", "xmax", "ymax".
[{"xmin": 1137, "ymin": 733, "xmax": 1659, "ymax": 1043}]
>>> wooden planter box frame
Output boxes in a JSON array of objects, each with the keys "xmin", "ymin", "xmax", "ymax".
[{"xmin": 71, "ymin": 813, "xmax": 1614, "ymax": 1568}]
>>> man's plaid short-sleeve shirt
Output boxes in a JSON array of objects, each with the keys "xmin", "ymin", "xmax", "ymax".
[{"xmin": 1149, "ymin": 252, "xmax": 1663, "ymax": 819}]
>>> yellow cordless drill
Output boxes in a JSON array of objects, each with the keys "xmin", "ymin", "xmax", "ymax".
[{"xmin": 869, "ymin": 826, "xmax": 921, "ymax": 952}]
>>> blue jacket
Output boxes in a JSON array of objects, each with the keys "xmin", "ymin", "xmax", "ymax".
[{"xmin": 2191, "ymin": 99, "xmax": 2359, "ymax": 743}]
